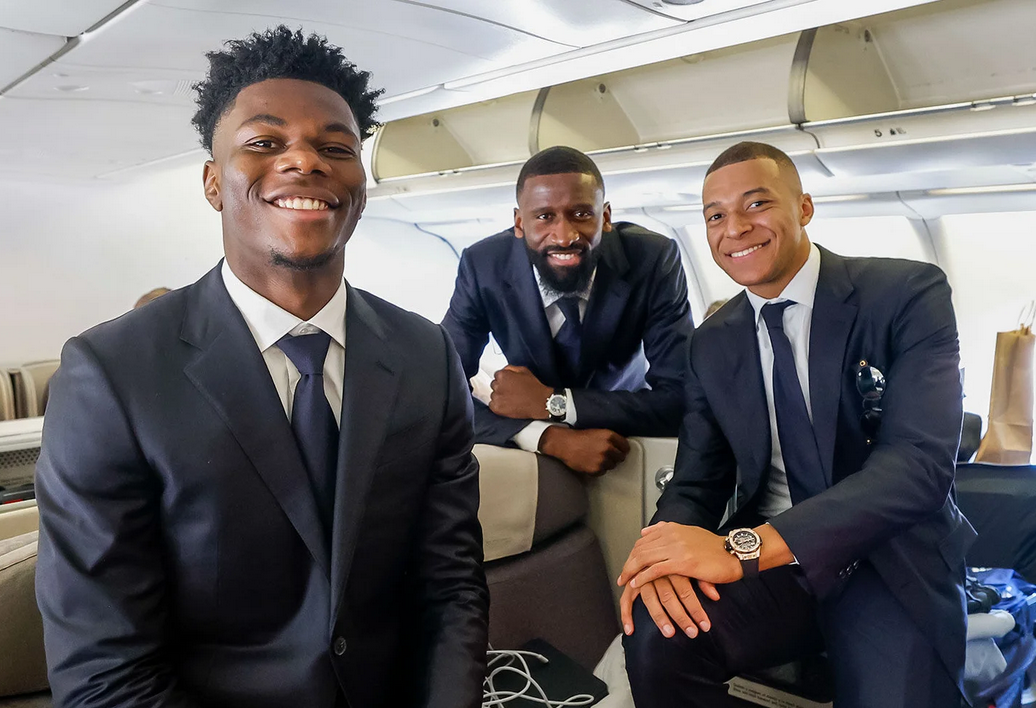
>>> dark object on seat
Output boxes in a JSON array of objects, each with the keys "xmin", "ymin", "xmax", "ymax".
[
  {"xmin": 532, "ymin": 456, "xmax": 588, "ymax": 544},
  {"xmin": 487, "ymin": 639, "xmax": 608, "ymax": 707},
  {"xmin": 965, "ymin": 576, "xmax": 1001, "ymax": 614},
  {"xmin": 485, "ymin": 525, "xmax": 618, "ymax": 671},
  {"xmin": 956, "ymin": 463, "xmax": 1036, "ymax": 583},
  {"xmin": 958, "ymin": 413, "xmax": 982, "ymax": 462},
  {"xmin": 738, "ymin": 653, "xmax": 834, "ymax": 704},
  {"xmin": 0, "ymin": 693, "xmax": 51, "ymax": 707}
]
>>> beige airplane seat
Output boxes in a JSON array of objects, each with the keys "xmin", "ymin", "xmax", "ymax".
[
  {"xmin": 9, "ymin": 361, "xmax": 60, "ymax": 419},
  {"xmin": 476, "ymin": 444, "xmax": 618, "ymax": 670},
  {"xmin": 0, "ymin": 374, "xmax": 15, "ymax": 422},
  {"xmin": 0, "ymin": 502, "xmax": 49, "ymax": 707}
]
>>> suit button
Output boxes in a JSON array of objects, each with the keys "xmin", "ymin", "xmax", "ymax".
[{"xmin": 333, "ymin": 637, "xmax": 347, "ymax": 656}]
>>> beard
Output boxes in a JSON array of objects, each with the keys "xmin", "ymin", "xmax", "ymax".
[
  {"xmin": 526, "ymin": 242, "xmax": 599, "ymax": 295},
  {"xmin": 269, "ymin": 246, "xmax": 339, "ymax": 272}
]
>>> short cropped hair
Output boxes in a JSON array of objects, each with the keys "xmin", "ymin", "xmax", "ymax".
[
  {"xmin": 705, "ymin": 141, "xmax": 802, "ymax": 193},
  {"xmin": 192, "ymin": 26, "xmax": 383, "ymax": 153},
  {"xmin": 516, "ymin": 146, "xmax": 605, "ymax": 199}
]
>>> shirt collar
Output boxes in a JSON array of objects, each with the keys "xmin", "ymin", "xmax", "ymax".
[
  {"xmin": 532, "ymin": 265, "xmax": 597, "ymax": 310},
  {"xmin": 745, "ymin": 241, "xmax": 821, "ymax": 323},
  {"xmin": 221, "ymin": 260, "xmax": 347, "ymax": 352}
]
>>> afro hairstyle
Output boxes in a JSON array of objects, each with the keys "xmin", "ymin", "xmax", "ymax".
[{"xmin": 192, "ymin": 25, "xmax": 383, "ymax": 154}]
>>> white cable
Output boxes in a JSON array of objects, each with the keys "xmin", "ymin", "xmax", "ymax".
[{"xmin": 483, "ymin": 649, "xmax": 597, "ymax": 708}]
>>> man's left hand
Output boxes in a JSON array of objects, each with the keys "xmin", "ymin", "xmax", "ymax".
[
  {"xmin": 489, "ymin": 366, "xmax": 554, "ymax": 420},
  {"xmin": 617, "ymin": 522, "xmax": 744, "ymax": 589}
]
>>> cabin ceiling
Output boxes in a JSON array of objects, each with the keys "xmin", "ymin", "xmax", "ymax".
[{"xmin": 0, "ymin": 0, "xmax": 941, "ymax": 182}]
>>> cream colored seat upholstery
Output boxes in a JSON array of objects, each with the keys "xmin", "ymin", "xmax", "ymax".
[
  {"xmin": 9, "ymin": 361, "xmax": 59, "ymax": 419},
  {"xmin": 0, "ymin": 374, "xmax": 15, "ymax": 422},
  {"xmin": 0, "ymin": 529, "xmax": 48, "ymax": 700}
]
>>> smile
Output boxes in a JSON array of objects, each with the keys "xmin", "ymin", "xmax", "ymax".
[
  {"xmin": 273, "ymin": 197, "xmax": 330, "ymax": 211},
  {"xmin": 730, "ymin": 243, "xmax": 766, "ymax": 259}
]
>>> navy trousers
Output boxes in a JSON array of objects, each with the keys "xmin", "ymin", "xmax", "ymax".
[{"xmin": 623, "ymin": 563, "xmax": 961, "ymax": 708}]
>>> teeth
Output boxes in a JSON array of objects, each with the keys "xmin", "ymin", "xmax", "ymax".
[
  {"xmin": 274, "ymin": 197, "xmax": 329, "ymax": 211},
  {"xmin": 731, "ymin": 244, "xmax": 764, "ymax": 258},
  {"xmin": 551, "ymin": 253, "xmax": 577, "ymax": 261}
]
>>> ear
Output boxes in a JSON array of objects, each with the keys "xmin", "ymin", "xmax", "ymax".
[
  {"xmin": 202, "ymin": 160, "xmax": 222, "ymax": 212},
  {"xmin": 799, "ymin": 193, "xmax": 815, "ymax": 227},
  {"xmin": 513, "ymin": 207, "xmax": 524, "ymax": 239},
  {"xmin": 602, "ymin": 201, "xmax": 613, "ymax": 232}
]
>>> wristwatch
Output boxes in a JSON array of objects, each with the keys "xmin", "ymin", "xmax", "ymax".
[
  {"xmin": 545, "ymin": 390, "xmax": 567, "ymax": 422},
  {"xmin": 724, "ymin": 528, "xmax": 762, "ymax": 578}
]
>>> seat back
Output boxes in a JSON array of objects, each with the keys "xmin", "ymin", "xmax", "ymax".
[
  {"xmin": 9, "ymin": 361, "xmax": 59, "ymax": 419},
  {"xmin": 0, "ymin": 375, "xmax": 14, "ymax": 422}
]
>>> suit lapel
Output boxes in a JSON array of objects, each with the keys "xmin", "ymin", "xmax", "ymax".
[
  {"xmin": 721, "ymin": 295, "xmax": 771, "ymax": 501},
  {"xmin": 330, "ymin": 287, "xmax": 402, "ymax": 618},
  {"xmin": 181, "ymin": 265, "xmax": 330, "ymax": 576},
  {"xmin": 808, "ymin": 247, "xmax": 858, "ymax": 488},
  {"xmin": 502, "ymin": 235, "xmax": 561, "ymax": 383},
  {"xmin": 580, "ymin": 231, "xmax": 631, "ymax": 386}
]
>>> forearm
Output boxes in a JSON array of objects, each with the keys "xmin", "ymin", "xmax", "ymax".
[{"xmin": 571, "ymin": 386, "xmax": 683, "ymax": 437}]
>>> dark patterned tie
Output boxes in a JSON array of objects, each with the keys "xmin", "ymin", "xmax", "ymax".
[
  {"xmin": 554, "ymin": 296, "xmax": 583, "ymax": 383},
  {"xmin": 761, "ymin": 302, "xmax": 827, "ymax": 503},
  {"xmin": 277, "ymin": 331, "xmax": 338, "ymax": 538}
]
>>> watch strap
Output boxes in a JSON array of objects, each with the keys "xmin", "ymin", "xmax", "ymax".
[{"xmin": 741, "ymin": 557, "xmax": 759, "ymax": 578}]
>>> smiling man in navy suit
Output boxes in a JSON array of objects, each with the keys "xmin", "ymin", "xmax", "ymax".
[
  {"xmin": 619, "ymin": 142, "xmax": 974, "ymax": 707},
  {"xmin": 442, "ymin": 146, "xmax": 693, "ymax": 475},
  {"xmin": 35, "ymin": 27, "xmax": 488, "ymax": 708}
]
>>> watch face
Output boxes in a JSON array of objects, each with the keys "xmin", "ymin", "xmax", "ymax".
[
  {"xmin": 729, "ymin": 529, "xmax": 760, "ymax": 553},
  {"xmin": 546, "ymin": 394, "xmax": 567, "ymax": 417}
]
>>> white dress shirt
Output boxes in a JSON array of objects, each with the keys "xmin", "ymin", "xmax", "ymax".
[
  {"xmin": 221, "ymin": 260, "xmax": 347, "ymax": 426},
  {"xmin": 745, "ymin": 243, "xmax": 821, "ymax": 519},
  {"xmin": 511, "ymin": 267, "xmax": 596, "ymax": 453}
]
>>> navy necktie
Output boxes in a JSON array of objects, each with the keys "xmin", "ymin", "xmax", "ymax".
[
  {"xmin": 278, "ymin": 331, "xmax": 338, "ymax": 538},
  {"xmin": 761, "ymin": 301, "xmax": 826, "ymax": 503},
  {"xmin": 554, "ymin": 296, "xmax": 583, "ymax": 383}
]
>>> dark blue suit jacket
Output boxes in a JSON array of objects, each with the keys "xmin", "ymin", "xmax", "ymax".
[
  {"xmin": 35, "ymin": 264, "xmax": 489, "ymax": 708},
  {"xmin": 442, "ymin": 222, "xmax": 693, "ymax": 445},
  {"xmin": 656, "ymin": 246, "xmax": 975, "ymax": 685}
]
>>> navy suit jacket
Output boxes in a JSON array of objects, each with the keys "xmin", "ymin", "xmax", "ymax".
[
  {"xmin": 35, "ymin": 264, "xmax": 489, "ymax": 708},
  {"xmin": 442, "ymin": 222, "xmax": 693, "ymax": 445},
  {"xmin": 655, "ymin": 246, "xmax": 975, "ymax": 683}
]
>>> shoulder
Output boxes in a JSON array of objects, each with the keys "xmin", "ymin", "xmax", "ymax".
[
  {"xmin": 829, "ymin": 251, "xmax": 949, "ymax": 301},
  {"xmin": 459, "ymin": 228, "xmax": 518, "ymax": 264},
  {"xmin": 352, "ymin": 288, "xmax": 449, "ymax": 353},
  {"xmin": 610, "ymin": 222, "xmax": 679, "ymax": 256}
]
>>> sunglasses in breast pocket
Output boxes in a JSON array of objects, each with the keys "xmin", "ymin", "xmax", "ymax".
[{"xmin": 856, "ymin": 360, "xmax": 885, "ymax": 444}]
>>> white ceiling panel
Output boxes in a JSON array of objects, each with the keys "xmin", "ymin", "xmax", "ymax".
[
  {"xmin": 99, "ymin": 1, "xmax": 568, "ymax": 95},
  {"xmin": 7, "ymin": 62, "xmax": 198, "ymax": 106},
  {"xmin": 0, "ymin": 27, "xmax": 65, "ymax": 89},
  {"xmin": 0, "ymin": 0, "xmax": 128, "ymax": 37},
  {"xmin": 0, "ymin": 97, "xmax": 197, "ymax": 180},
  {"xmin": 409, "ymin": 0, "xmax": 681, "ymax": 46}
]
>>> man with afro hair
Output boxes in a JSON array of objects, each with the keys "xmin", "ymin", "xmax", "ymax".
[{"xmin": 36, "ymin": 26, "xmax": 489, "ymax": 708}]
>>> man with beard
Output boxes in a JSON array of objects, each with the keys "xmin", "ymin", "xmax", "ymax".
[
  {"xmin": 442, "ymin": 146, "xmax": 693, "ymax": 474},
  {"xmin": 35, "ymin": 27, "xmax": 488, "ymax": 708}
]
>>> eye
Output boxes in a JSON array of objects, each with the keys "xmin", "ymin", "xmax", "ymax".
[
  {"xmin": 748, "ymin": 200, "xmax": 769, "ymax": 209},
  {"xmin": 247, "ymin": 139, "xmax": 277, "ymax": 150},
  {"xmin": 536, "ymin": 213, "xmax": 554, "ymax": 221},
  {"xmin": 574, "ymin": 210, "xmax": 593, "ymax": 219},
  {"xmin": 322, "ymin": 144, "xmax": 356, "ymax": 157},
  {"xmin": 706, "ymin": 213, "xmax": 724, "ymax": 223}
]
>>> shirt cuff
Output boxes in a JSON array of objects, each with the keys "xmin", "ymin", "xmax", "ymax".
[
  {"xmin": 564, "ymin": 388, "xmax": 577, "ymax": 425},
  {"xmin": 513, "ymin": 421, "xmax": 553, "ymax": 452}
]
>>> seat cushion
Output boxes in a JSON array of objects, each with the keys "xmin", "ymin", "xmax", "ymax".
[{"xmin": 0, "ymin": 532, "xmax": 48, "ymax": 698}]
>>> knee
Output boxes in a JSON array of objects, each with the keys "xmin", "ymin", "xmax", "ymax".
[{"xmin": 623, "ymin": 599, "xmax": 670, "ymax": 682}]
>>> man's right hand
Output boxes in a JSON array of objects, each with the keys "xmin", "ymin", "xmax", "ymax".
[
  {"xmin": 538, "ymin": 426, "xmax": 630, "ymax": 475},
  {"xmin": 620, "ymin": 574, "xmax": 720, "ymax": 639}
]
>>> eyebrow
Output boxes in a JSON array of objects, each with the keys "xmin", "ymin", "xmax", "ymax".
[
  {"xmin": 703, "ymin": 187, "xmax": 773, "ymax": 211},
  {"xmin": 239, "ymin": 113, "xmax": 286, "ymax": 129},
  {"xmin": 238, "ymin": 115, "xmax": 358, "ymax": 140}
]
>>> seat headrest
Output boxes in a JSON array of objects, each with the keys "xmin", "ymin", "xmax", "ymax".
[{"xmin": 958, "ymin": 412, "xmax": 983, "ymax": 463}]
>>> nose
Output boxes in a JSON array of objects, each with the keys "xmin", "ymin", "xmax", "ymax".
[
  {"xmin": 550, "ymin": 217, "xmax": 581, "ymax": 248},
  {"xmin": 725, "ymin": 210, "xmax": 751, "ymax": 240},
  {"xmin": 276, "ymin": 142, "xmax": 331, "ymax": 175}
]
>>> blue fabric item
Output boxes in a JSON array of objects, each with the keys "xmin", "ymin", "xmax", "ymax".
[
  {"xmin": 554, "ymin": 296, "xmax": 583, "ymax": 383},
  {"xmin": 761, "ymin": 302, "xmax": 827, "ymax": 503},
  {"xmin": 277, "ymin": 331, "xmax": 338, "ymax": 540},
  {"xmin": 967, "ymin": 568, "xmax": 1036, "ymax": 708}
]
